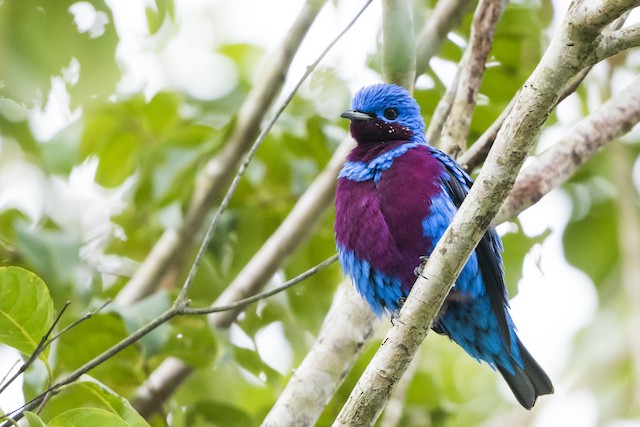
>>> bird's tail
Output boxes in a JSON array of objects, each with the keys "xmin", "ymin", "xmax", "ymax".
[{"xmin": 497, "ymin": 338, "xmax": 554, "ymax": 410}]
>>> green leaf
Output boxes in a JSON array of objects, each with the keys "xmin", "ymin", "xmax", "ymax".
[
  {"xmin": 42, "ymin": 381, "xmax": 149, "ymax": 427},
  {"xmin": 0, "ymin": 267, "xmax": 53, "ymax": 358},
  {"xmin": 24, "ymin": 411, "xmax": 47, "ymax": 427},
  {"xmin": 563, "ymin": 196, "xmax": 618, "ymax": 285},
  {"xmin": 49, "ymin": 408, "xmax": 131, "ymax": 427}
]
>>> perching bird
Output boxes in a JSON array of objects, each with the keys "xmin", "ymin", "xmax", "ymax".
[{"xmin": 335, "ymin": 83, "xmax": 553, "ymax": 409}]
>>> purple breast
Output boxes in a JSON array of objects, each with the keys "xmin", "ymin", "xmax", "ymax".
[{"xmin": 335, "ymin": 147, "xmax": 445, "ymax": 291}]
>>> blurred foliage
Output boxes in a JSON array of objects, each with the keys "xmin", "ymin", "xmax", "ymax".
[{"xmin": 0, "ymin": 0, "xmax": 638, "ymax": 426}]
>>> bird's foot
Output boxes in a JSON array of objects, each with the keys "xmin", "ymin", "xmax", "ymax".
[
  {"xmin": 390, "ymin": 297, "xmax": 407, "ymax": 326},
  {"xmin": 413, "ymin": 255, "xmax": 429, "ymax": 278}
]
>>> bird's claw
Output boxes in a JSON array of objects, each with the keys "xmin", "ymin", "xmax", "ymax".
[
  {"xmin": 414, "ymin": 255, "xmax": 429, "ymax": 278},
  {"xmin": 390, "ymin": 297, "xmax": 407, "ymax": 326}
]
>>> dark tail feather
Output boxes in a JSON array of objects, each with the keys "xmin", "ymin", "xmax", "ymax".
[{"xmin": 497, "ymin": 339, "xmax": 554, "ymax": 410}]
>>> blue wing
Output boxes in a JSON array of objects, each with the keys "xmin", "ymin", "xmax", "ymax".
[{"xmin": 428, "ymin": 147, "xmax": 511, "ymax": 351}]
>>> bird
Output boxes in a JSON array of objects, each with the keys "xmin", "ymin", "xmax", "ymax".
[{"xmin": 334, "ymin": 83, "xmax": 553, "ymax": 409}]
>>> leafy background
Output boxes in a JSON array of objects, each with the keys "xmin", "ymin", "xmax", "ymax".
[{"xmin": 0, "ymin": 0, "xmax": 639, "ymax": 426}]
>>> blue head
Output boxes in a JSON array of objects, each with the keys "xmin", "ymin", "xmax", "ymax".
[{"xmin": 341, "ymin": 83, "xmax": 426, "ymax": 145}]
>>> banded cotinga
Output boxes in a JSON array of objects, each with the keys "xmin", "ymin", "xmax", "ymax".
[{"xmin": 334, "ymin": 83, "xmax": 553, "ymax": 409}]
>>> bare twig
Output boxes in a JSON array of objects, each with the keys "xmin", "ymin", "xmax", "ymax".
[
  {"xmin": 496, "ymin": 74, "xmax": 640, "ymax": 223},
  {"xmin": 596, "ymin": 22, "xmax": 640, "ymax": 60},
  {"xmin": 446, "ymin": 3, "xmax": 630, "ymax": 171},
  {"xmin": 458, "ymin": 94, "xmax": 516, "ymax": 171},
  {"xmin": 176, "ymin": 0, "xmax": 367, "ymax": 299},
  {"xmin": 438, "ymin": 0, "xmax": 506, "ymax": 156},
  {"xmin": 426, "ymin": 66, "xmax": 460, "ymax": 145},
  {"xmin": 45, "ymin": 300, "xmax": 111, "ymax": 346},
  {"xmin": 184, "ymin": 255, "xmax": 338, "ymax": 315}
]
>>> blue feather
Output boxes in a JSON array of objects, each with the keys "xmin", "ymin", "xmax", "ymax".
[{"xmin": 338, "ymin": 246, "xmax": 404, "ymax": 316}]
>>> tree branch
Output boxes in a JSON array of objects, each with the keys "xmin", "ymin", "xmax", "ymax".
[
  {"xmin": 458, "ymin": 94, "xmax": 516, "ymax": 171},
  {"xmin": 333, "ymin": 0, "xmax": 639, "ymax": 424},
  {"xmin": 457, "ymin": 7, "xmax": 629, "ymax": 172},
  {"xmin": 382, "ymin": 0, "xmax": 416, "ymax": 91},
  {"xmin": 611, "ymin": 141, "xmax": 640, "ymax": 407},
  {"xmin": 595, "ymin": 22, "xmax": 640, "ymax": 61},
  {"xmin": 438, "ymin": 0, "xmax": 506, "ymax": 156},
  {"xmin": 261, "ymin": 284, "xmax": 379, "ymax": 427},
  {"xmin": 426, "ymin": 65, "xmax": 460, "ymax": 145},
  {"xmin": 496, "ymin": 75, "xmax": 640, "ymax": 223}
]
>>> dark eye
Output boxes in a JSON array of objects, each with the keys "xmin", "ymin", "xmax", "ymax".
[{"xmin": 383, "ymin": 108, "xmax": 399, "ymax": 120}]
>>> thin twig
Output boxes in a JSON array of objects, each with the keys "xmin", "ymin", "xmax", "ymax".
[
  {"xmin": 0, "ymin": 360, "xmax": 20, "ymax": 392},
  {"xmin": 181, "ymin": 255, "xmax": 338, "ymax": 315},
  {"xmin": 444, "ymin": 2, "xmax": 626, "ymax": 169},
  {"xmin": 458, "ymin": 94, "xmax": 516, "ymax": 171},
  {"xmin": 460, "ymin": 62, "xmax": 593, "ymax": 172},
  {"xmin": 425, "ymin": 59, "xmax": 461, "ymax": 145},
  {"xmin": 46, "ymin": 300, "xmax": 111, "ymax": 346}
]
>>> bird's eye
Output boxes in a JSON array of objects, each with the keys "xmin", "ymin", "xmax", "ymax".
[{"xmin": 383, "ymin": 108, "xmax": 399, "ymax": 120}]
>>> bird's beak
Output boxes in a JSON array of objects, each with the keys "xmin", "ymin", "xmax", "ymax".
[{"xmin": 340, "ymin": 110, "xmax": 374, "ymax": 121}]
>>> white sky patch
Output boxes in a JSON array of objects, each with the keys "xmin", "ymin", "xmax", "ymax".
[
  {"xmin": 29, "ymin": 75, "xmax": 82, "ymax": 142},
  {"xmin": 534, "ymin": 390, "xmax": 598, "ymax": 427},
  {"xmin": 0, "ymin": 162, "xmax": 47, "ymax": 223},
  {"xmin": 0, "ymin": 138, "xmax": 47, "ymax": 223},
  {"xmin": 69, "ymin": 1, "xmax": 110, "ymax": 38},
  {"xmin": 0, "ymin": 346, "xmax": 24, "ymax": 414},
  {"xmin": 160, "ymin": 35, "xmax": 237, "ymax": 100},
  {"xmin": 229, "ymin": 323, "xmax": 256, "ymax": 351},
  {"xmin": 511, "ymin": 189, "xmax": 598, "ymax": 387},
  {"xmin": 255, "ymin": 322, "xmax": 293, "ymax": 375},
  {"xmin": 47, "ymin": 157, "xmax": 134, "ymax": 263},
  {"xmin": 428, "ymin": 57, "xmax": 459, "ymax": 88}
]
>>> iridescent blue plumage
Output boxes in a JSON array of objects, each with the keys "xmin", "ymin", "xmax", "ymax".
[{"xmin": 335, "ymin": 83, "xmax": 553, "ymax": 409}]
